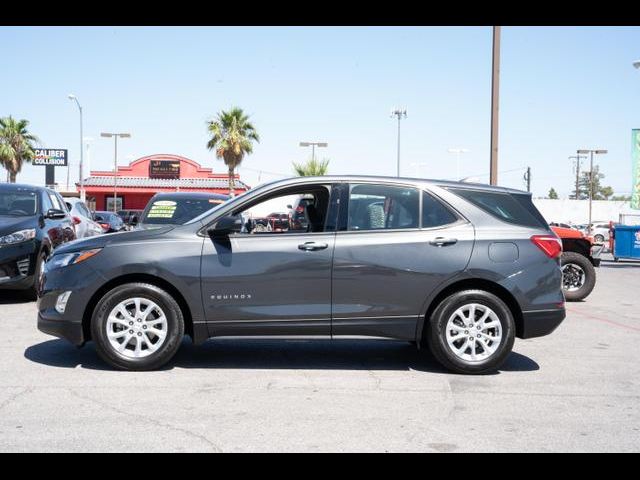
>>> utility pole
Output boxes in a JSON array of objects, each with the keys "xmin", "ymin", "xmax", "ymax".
[
  {"xmin": 524, "ymin": 166, "xmax": 531, "ymax": 192},
  {"xmin": 577, "ymin": 149, "xmax": 607, "ymax": 235},
  {"xmin": 568, "ymin": 154, "xmax": 587, "ymax": 199},
  {"xmin": 391, "ymin": 108, "xmax": 407, "ymax": 177},
  {"xmin": 489, "ymin": 26, "xmax": 501, "ymax": 186}
]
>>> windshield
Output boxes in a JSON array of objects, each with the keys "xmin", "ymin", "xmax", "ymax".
[
  {"xmin": 0, "ymin": 190, "xmax": 38, "ymax": 216},
  {"xmin": 141, "ymin": 197, "xmax": 227, "ymax": 225}
]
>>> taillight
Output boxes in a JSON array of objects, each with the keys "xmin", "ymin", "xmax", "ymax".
[
  {"xmin": 531, "ymin": 235, "xmax": 562, "ymax": 258},
  {"xmin": 72, "ymin": 216, "xmax": 82, "ymax": 225}
]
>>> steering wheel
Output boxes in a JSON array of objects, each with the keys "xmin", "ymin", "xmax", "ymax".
[{"xmin": 9, "ymin": 209, "xmax": 29, "ymax": 216}]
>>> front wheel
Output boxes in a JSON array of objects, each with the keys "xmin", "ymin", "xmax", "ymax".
[
  {"xmin": 25, "ymin": 251, "xmax": 47, "ymax": 301},
  {"xmin": 561, "ymin": 251, "xmax": 596, "ymax": 301},
  {"xmin": 91, "ymin": 283, "xmax": 184, "ymax": 371},
  {"xmin": 426, "ymin": 290, "xmax": 516, "ymax": 374}
]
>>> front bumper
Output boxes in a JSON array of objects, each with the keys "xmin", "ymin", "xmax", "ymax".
[
  {"xmin": 519, "ymin": 308, "xmax": 566, "ymax": 339},
  {"xmin": 0, "ymin": 240, "xmax": 37, "ymax": 290},
  {"xmin": 37, "ymin": 260, "xmax": 105, "ymax": 346},
  {"xmin": 38, "ymin": 312, "xmax": 84, "ymax": 345}
]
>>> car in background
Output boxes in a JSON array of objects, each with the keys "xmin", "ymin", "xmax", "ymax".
[
  {"xmin": 93, "ymin": 211, "xmax": 126, "ymax": 233},
  {"xmin": 64, "ymin": 197, "xmax": 103, "ymax": 239},
  {"xmin": 590, "ymin": 222, "xmax": 618, "ymax": 244},
  {"xmin": 266, "ymin": 212, "xmax": 289, "ymax": 231},
  {"xmin": 549, "ymin": 222, "xmax": 578, "ymax": 230},
  {"xmin": 136, "ymin": 192, "xmax": 229, "ymax": 227},
  {"xmin": 575, "ymin": 222, "xmax": 615, "ymax": 244},
  {"xmin": 551, "ymin": 225, "xmax": 599, "ymax": 301},
  {"xmin": 0, "ymin": 183, "xmax": 75, "ymax": 298},
  {"xmin": 118, "ymin": 209, "xmax": 144, "ymax": 228}
]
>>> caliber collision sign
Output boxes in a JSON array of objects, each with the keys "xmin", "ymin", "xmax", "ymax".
[{"xmin": 33, "ymin": 149, "xmax": 68, "ymax": 167}]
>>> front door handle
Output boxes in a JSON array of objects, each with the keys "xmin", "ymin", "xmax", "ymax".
[
  {"xmin": 298, "ymin": 241, "xmax": 329, "ymax": 251},
  {"xmin": 429, "ymin": 237, "xmax": 458, "ymax": 247}
]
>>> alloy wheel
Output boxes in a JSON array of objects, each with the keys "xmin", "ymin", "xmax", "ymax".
[
  {"xmin": 445, "ymin": 303, "xmax": 503, "ymax": 362},
  {"xmin": 562, "ymin": 263, "xmax": 585, "ymax": 291},
  {"xmin": 106, "ymin": 298, "xmax": 168, "ymax": 358}
]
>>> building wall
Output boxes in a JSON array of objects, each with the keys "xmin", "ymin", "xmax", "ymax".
[{"xmin": 533, "ymin": 199, "xmax": 638, "ymax": 224}]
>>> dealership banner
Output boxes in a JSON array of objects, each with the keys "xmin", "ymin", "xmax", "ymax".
[
  {"xmin": 33, "ymin": 148, "xmax": 68, "ymax": 167},
  {"xmin": 633, "ymin": 130, "xmax": 640, "ymax": 210}
]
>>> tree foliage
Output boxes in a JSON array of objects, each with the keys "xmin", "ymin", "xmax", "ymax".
[
  {"xmin": 206, "ymin": 107, "xmax": 259, "ymax": 194},
  {"xmin": 292, "ymin": 157, "xmax": 330, "ymax": 176},
  {"xmin": 0, "ymin": 116, "xmax": 38, "ymax": 183}
]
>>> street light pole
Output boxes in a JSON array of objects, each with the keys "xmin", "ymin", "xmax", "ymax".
[
  {"xmin": 391, "ymin": 108, "xmax": 407, "ymax": 177},
  {"xmin": 447, "ymin": 148, "xmax": 470, "ymax": 181},
  {"xmin": 101, "ymin": 132, "xmax": 131, "ymax": 213},
  {"xmin": 577, "ymin": 149, "xmax": 607, "ymax": 235},
  {"xmin": 299, "ymin": 141, "xmax": 328, "ymax": 164},
  {"xmin": 490, "ymin": 26, "xmax": 501, "ymax": 186},
  {"xmin": 68, "ymin": 94, "xmax": 84, "ymax": 201}
]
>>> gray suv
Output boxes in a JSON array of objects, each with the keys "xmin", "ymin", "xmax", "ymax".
[{"xmin": 37, "ymin": 176, "xmax": 565, "ymax": 374}]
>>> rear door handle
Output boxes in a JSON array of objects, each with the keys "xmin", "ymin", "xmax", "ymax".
[
  {"xmin": 298, "ymin": 241, "xmax": 329, "ymax": 251},
  {"xmin": 429, "ymin": 237, "xmax": 458, "ymax": 247}
]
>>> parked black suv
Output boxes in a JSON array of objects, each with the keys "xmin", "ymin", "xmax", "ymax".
[{"xmin": 0, "ymin": 183, "xmax": 75, "ymax": 298}]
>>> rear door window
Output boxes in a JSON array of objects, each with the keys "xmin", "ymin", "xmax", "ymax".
[
  {"xmin": 347, "ymin": 184, "xmax": 420, "ymax": 231},
  {"xmin": 448, "ymin": 188, "xmax": 548, "ymax": 229}
]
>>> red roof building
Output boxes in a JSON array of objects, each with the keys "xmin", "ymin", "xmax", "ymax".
[{"xmin": 80, "ymin": 153, "xmax": 249, "ymax": 211}]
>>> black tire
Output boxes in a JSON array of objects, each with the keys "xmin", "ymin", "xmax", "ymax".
[
  {"xmin": 426, "ymin": 290, "xmax": 515, "ymax": 375},
  {"xmin": 91, "ymin": 283, "xmax": 184, "ymax": 371},
  {"xmin": 25, "ymin": 251, "xmax": 47, "ymax": 301},
  {"xmin": 594, "ymin": 234, "xmax": 605, "ymax": 244},
  {"xmin": 561, "ymin": 251, "xmax": 596, "ymax": 302}
]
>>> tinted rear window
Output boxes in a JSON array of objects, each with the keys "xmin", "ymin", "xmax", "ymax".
[{"xmin": 449, "ymin": 188, "xmax": 548, "ymax": 229}]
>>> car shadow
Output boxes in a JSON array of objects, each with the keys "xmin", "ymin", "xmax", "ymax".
[
  {"xmin": 24, "ymin": 338, "xmax": 539, "ymax": 375},
  {"xmin": 0, "ymin": 291, "xmax": 34, "ymax": 305}
]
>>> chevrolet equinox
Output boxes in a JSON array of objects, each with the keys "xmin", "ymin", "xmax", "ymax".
[{"xmin": 38, "ymin": 176, "xmax": 566, "ymax": 374}]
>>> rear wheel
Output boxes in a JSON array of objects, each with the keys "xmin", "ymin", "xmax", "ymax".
[
  {"xmin": 426, "ymin": 290, "xmax": 515, "ymax": 374},
  {"xmin": 561, "ymin": 251, "xmax": 596, "ymax": 301},
  {"xmin": 594, "ymin": 234, "xmax": 605, "ymax": 244},
  {"xmin": 91, "ymin": 283, "xmax": 184, "ymax": 370}
]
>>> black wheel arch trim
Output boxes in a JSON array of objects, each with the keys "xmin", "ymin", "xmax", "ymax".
[{"xmin": 416, "ymin": 273, "xmax": 525, "ymax": 344}]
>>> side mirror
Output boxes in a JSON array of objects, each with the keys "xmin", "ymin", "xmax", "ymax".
[
  {"xmin": 130, "ymin": 216, "xmax": 139, "ymax": 226},
  {"xmin": 286, "ymin": 204, "xmax": 293, "ymax": 209},
  {"xmin": 208, "ymin": 215, "xmax": 243, "ymax": 238},
  {"xmin": 46, "ymin": 208, "xmax": 66, "ymax": 220}
]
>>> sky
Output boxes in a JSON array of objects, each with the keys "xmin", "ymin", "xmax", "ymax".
[{"xmin": 1, "ymin": 26, "xmax": 639, "ymax": 198}]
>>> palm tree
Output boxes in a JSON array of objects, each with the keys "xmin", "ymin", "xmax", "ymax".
[
  {"xmin": 292, "ymin": 157, "xmax": 330, "ymax": 176},
  {"xmin": 206, "ymin": 107, "xmax": 259, "ymax": 194},
  {"xmin": 0, "ymin": 116, "xmax": 38, "ymax": 183}
]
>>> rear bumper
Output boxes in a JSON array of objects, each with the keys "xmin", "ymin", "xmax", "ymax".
[{"xmin": 519, "ymin": 308, "xmax": 566, "ymax": 339}]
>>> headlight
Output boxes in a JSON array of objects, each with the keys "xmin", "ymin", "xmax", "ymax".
[
  {"xmin": 49, "ymin": 248, "xmax": 102, "ymax": 269},
  {"xmin": 0, "ymin": 229, "xmax": 36, "ymax": 246}
]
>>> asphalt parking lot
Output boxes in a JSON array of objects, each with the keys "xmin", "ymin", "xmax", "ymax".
[{"xmin": 1, "ymin": 255, "xmax": 639, "ymax": 452}]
